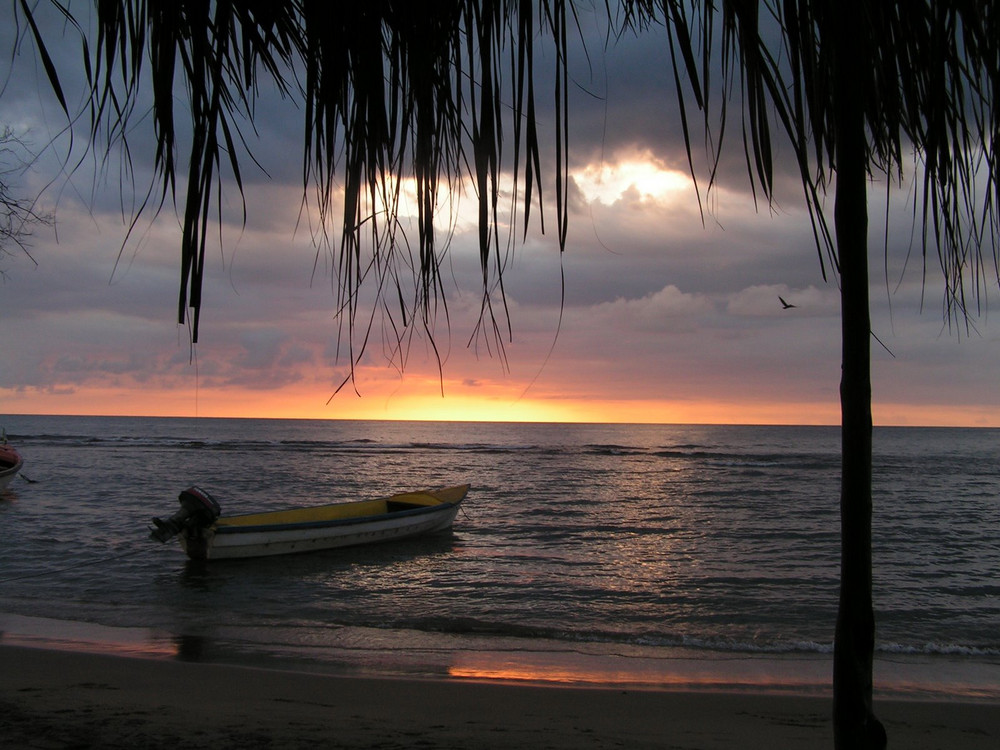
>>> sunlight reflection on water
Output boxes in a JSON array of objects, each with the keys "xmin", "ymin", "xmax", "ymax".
[{"xmin": 1, "ymin": 417, "xmax": 998, "ymax": 699}]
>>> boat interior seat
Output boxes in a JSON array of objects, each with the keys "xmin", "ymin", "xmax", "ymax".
[{"xmin": 386, "ymin": 500, "xmax": 424, "ymax": 513}]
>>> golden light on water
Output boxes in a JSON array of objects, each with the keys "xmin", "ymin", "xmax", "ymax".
[
  {"xmin": 448, "ymin": 663, "xmax": 624, "ymax": 686},
  {"xmin": 447, "ymin": 653, "xmax": 832, "ymax": 693}
]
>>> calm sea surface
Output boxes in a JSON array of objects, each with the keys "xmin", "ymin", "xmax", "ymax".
[{"xmin": 1, "ymin": 416, "xmax": 998, "ymax": 700}]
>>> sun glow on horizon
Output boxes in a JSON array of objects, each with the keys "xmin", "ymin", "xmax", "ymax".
[{"xmin": 6, "ymin": 377, "xmax": 999, "ymax": 427}]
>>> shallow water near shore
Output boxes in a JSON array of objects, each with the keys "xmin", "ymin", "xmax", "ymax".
[{"xmin": 1, "ymin": 415, "xmax": 998, "ymax": 700}]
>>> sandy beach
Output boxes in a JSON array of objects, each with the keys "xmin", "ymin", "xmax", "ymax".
[{"xmin": 1, "ymin": 645, "xmax": 997, "ymax": 749}]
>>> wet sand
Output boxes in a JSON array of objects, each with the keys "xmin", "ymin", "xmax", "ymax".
[{"xmin": 2, "ymin": 645, "xmax": 998, "ymax": 749}]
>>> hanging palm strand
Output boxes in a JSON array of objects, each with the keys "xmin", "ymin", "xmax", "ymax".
[{"xmin": 17, "ymin": 0, "xmax": 568, "ymax": 358}]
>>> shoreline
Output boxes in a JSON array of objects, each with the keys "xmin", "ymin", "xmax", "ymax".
[
  {"xmin": 0, "ymin": 613, "xmax": 1000, "ymax": 705},
  {"xmin": 2, "ymin": 611, "xmax": 999, "ymax": 703},
  {"xmin": 3, "ymin": 644, "xmax": 999, "ymax": 749}
]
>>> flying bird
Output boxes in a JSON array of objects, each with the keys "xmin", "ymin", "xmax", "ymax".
[{"xmin": 779, "ymin": 296, "xmax": 796, "ymax": 309}]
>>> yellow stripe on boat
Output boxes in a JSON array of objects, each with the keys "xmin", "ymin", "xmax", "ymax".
[{"xmin": 214, "ymin": 484, "xmax": 468, "ymax": 528}]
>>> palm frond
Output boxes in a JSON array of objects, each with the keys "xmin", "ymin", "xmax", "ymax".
[{"xmin": 15, "ymin": 0, "xmax": 1000, "ymax": 361}]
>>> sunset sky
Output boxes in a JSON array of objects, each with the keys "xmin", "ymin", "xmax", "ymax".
[{"xmin": 2, "ymin": 9, "xmax": 998, "ymax": 427}]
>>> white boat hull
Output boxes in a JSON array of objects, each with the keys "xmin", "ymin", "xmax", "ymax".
[
  {"xmin": 0, "ymin": 467, "xmax": 21, "ymax": 492},
  {"xmin": 0, "ymin": 446, "xmax": 22, "ymax": 492},
  {"xmin": 183, "ymin": 503, "xmax": 461, "ymax": 560},
  {"xmin": 166, "ymin": 485, "xmax": 470, "ymax": 561}
]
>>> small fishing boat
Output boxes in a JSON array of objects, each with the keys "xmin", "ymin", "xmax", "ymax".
[
  {"xmin": 151, "ymin": 484, "xmax": 469, "ymax": 560},
  {"xmin": 0, "ymin": 441, "xmax": 23, "ymax": 492}
]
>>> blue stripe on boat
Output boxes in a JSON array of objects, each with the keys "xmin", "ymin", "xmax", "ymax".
[{"xmin": 214, "ymin": 502, "xmax": 456, "ymax": 534}]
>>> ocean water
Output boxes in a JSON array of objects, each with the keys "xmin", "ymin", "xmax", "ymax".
[{"xmin": 1, "ymin": 415, "xmax": 998, "ymax": 700}]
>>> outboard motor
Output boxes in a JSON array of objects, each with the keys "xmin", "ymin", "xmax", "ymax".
[{"xmin": 150, "ymin": 486, "xmax": 222, "ymax": 543}]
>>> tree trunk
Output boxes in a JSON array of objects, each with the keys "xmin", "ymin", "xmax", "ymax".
[{"xmin": 831, "ymin": 3, "xmax": 885, "ymax": 748}]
